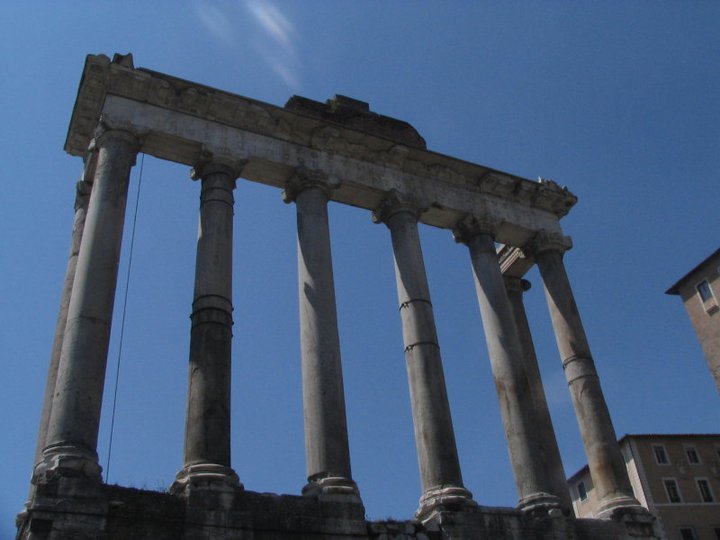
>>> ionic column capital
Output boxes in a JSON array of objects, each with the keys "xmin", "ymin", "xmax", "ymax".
[
  {"xmin": 503, "ymin": 276, "xmax": 531, "ymax": 294},
  {"xmin": 282, "ymin": 167, "xmax": 335, "ymax": 203},
  {"xmin": 74, "ymin": 180, "xmax": 92, "ymax": 211},
  {"xmin": 526, "ymin": 230, "xmax": 573, "ymax": 257},
  {"xmin": 190, "ymin": 154, "xmax": 246, "ymax": 181},
  {"xmin": 371, "ymin": 189, "xmax": 426, "ymax": 225},
  {"xmin": 452, "ymin": 214, "xmax": 502, "ymax": 244},
  {"xmin": 93, "ymin": 126, "xmax": 141, "ymax": 161},
  {"xmin": 80, "ymin": 145, "xmax": 98, "ymax": 186}
]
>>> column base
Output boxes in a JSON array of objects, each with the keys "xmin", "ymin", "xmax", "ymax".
[
  {"xmin": 416, "ymin": 485, "xmax": 476, "ymax": 523},
  {"xmin": 595, "ymin": 492, "xmax": 646, "ymax": 519},
  {"xmin": 170, "ymin": 463, "xmax": 242, "ymax": 495},
  {"xmin": 605, "ymin": 505, "xmax": 658, "ymax": 538},
  {"xmin": 517, "ymin": 491, "xmax": 564, "ymax": 516},
  {"xmin": 302, "ymin": 475, "xmax": 362, "ymax": 503},
  {"xmin": 34, "ymin": 444, "xmax": 103, "ymax": 484}
]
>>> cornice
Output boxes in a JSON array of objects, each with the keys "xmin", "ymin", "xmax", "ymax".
[{"xmin": 65, "ymin": 53, "xmax": 578, "ymax": 222}]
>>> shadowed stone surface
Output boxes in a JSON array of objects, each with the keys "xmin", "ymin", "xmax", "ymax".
[{"xmin": 18, "ymin": 483, "xmax": 659, "ymax": 540}]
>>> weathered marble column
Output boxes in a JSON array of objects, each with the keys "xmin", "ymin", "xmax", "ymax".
[
  {"xmin": 373, "ymin": 191, "xmax": 473, "ymax": 520},
  {"xmin": 454, "ymin": 218, "xmax": 560, "ymax": 513},
  {"xmin": 283, "ymin": 173, "xmax": 360, "ymax": 501},
  {"xmin": 503, "ymin": 276, "xmax": 572, "ymax": 513},
  {"xmin": 530, "ymin": 231, "xmax": 641, "ymax": 517},
  {"xmin": 40, "ymin": 129, "xmax": 138, "ymax": 481},
  {"xmin": 173, "ymin": 159, "xmax": 242, "ymax": 492},
  {"xmin": 33, "ymin": 171, "xmax": 93, "ymax": 471}
]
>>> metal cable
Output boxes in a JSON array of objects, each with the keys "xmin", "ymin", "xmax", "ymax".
[{"xmin": 105, "ymin": 153, "xmax": 145, "ymax": 483}]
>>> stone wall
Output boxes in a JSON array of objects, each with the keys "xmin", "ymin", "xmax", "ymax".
[{"xmin": 18, "ymin": 483, "xmax": 659, "ymax": 540}]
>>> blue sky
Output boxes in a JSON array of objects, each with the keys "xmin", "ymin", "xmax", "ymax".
[{"xmin": 1, "ymin": 2, "xmax": 718, "ymax": 536}]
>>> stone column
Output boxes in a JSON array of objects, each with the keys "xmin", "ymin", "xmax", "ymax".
[
  {"xmin": 283, "ymin": 173, "xmax": 360, "ymax": 502},
  {"xmin": 173, "ymin": 159, "xmax": 242, "ymax": 492},
  {"xmin": 530, "ymin": 231, "xmax": 641, "ymax": 517},
  {"xmin": 40, "ymin": 129, "xmax": 139, "ymax": 482},
  {"xmin": 373, "ymin": 191, "xmax": 473, "ymax": 520},
  {"xmin": 33, "ymin": 172, "xmax": 93, "ymax": 471},
  {"xmin": 454, "ymin": 218, "xmax": 560, "ymax": 513},
  {"xmin": 503, "ymin": 276, "xmax": 572, "ymax": 513}
]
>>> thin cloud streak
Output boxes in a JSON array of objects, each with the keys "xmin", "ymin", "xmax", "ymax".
[
  {"xmin": 243, "ymin": 0, "xmax": 301, "ymax": 90},
  {"xmin": 194, "ymin": 3, "xmax": 236, "ymax": 45},
  {"xmin": 192, "ymin": 0, "xmax": 301, "ymax": 90},
  {"xmin": 245, "ymin": 0, "xmax": 296, "ymax": 55}
]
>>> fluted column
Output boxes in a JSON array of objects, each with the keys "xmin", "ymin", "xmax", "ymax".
[
  {"xmin": 530, "ymin": 231, "xmax": 641, "ymax": 517},
  {"xmin": 283, "ymin": 173, "xmax": 360, "ymax": 502},
  {"xmin": 373, "ymin": 191, "xmax": 473, "ymax": 520},
  {"xmin": 173, "ymin": 158, "xmax": 243, "ymax": 492},
  {"xmin": 503, "ymin": 276, "xmax": 572, "ymax": 513},
  {"xmin": 39, "ymin": 129, "xmax": 139, "ymax": 482},
  {"xmin": 454, "ymin": 217, "xmax": 560, "ymax": 513},
  {"xmin": 34, "ymin": 172, "xmax": 93, "ymax": 472}
]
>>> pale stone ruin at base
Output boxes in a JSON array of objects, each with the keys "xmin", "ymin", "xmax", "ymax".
[{"xmin": 18, "ymin": 53, "xmax": 661, "ymax": 539}]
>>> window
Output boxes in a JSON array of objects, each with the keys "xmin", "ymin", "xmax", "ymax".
[
  {"xmin": 664, "ymin": 478, "xmax": 682, "ymax": 503},
  {"xmin": 697, "ymin": 279, "xmax": 714, "ymax": 302},
  {"xmin": 680, "ymin": 528, "xmax": 697, "ymax": 540},
  {"xmin": 577, "ymin": 481, "xmax": 587, "ymax": 501},
  {"xmin": 686, "ymin": 445, "xmax": 701, "ymax": 464},
  {"xmin": 697, "ymin": 478, "xmax": 715, "ymax": 502},
  {"xmin": 653, "ymin": 444, "xmax": 669, "ymax": 465}
]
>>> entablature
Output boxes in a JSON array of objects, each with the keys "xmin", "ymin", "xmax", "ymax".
[{"xmin": 66, "ymin": 53, "xmax": 577, "ymax": 247}]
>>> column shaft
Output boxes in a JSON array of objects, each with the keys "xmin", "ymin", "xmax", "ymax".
[
  {"xmin": 534, "ymin": 243, "xmax": 640, "ymax": 516},
  {"xmin": 462, "ymin": 229, "xmax": 559, "ymax": 512},
  {"xmin": 41, "ymin": 130, "xmax": 138, "ymax": 480},
  {"xmin": 176, "ymin": 162, "xmax": 240, "ymax": 490},
  {"xmin": 505, "ymin": 277, "xmax": 572, "ymax": 512},
  {"xmin": 293, "ymin": 185, "xmax": 358, "ymax": 499},
  {"xmin": 376, "ymin": 197, "xmax": 473, "ymax": 519},
  {"xmin": 34, "ymin": 178, "xmax": 92, "ymax": 468}
]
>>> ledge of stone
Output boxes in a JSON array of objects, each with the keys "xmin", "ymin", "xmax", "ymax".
[
  {"xmin": 285, "ymin": 94, "xmax": 427, "ymax": 150},
  {"xmin": 18, "ymin": 483, "xmax": 660, "ymax": 540}
]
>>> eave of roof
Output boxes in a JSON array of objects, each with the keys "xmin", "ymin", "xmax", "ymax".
[{"xmin": 666, "ymin": 248, "xmax": 720, "ymax": 295}]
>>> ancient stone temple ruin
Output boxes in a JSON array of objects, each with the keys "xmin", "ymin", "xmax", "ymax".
[{"xmin": 18, "ymin": 53, "xmax": 659, "ymax": 539}]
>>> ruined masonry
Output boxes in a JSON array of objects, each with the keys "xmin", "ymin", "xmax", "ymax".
[{"xmin": 18, "ymin": 53, "xmax": 660, "ymax": 539}]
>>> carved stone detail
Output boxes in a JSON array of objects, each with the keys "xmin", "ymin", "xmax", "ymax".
[
  {"xmin": 282, "ymin": 167, "xmax": 335, "ymax": 203},
  {"xmin": 522, "ymin": 231, "xmax": 572, "ymax": 257},
  {"xmin": 190, "ymin": 150, "xmax": 247, "ymax": 181},
  {"xmin": 67, "ymin": 54, "xmax": 579, "ymax": 230},
  {"xmin": 527, "ymin": 230, "xmax": 573, "ymax": 256},
  {"xmin": 503, "ymin": 276, "xmax": 531, "ymax": 294},
  {"xmin": 371, "ymin": 190, "xmax": 426, "ymax": 224},
  {"xmin": 452, "ymin": 214, "xmax": 502, "ymax": 244}
]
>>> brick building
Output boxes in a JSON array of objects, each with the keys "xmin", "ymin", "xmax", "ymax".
[
  {"xmin": 569, "ymin": 434, "xmax": 720, "ymax": 540},
  {"xmin": 667, "ymin": 249, "xmax": 720, "ymax": 391}
]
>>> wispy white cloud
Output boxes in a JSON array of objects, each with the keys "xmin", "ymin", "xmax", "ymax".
[
  {"xmin": 243, "ymin": 0, "xmax": 301, "ymax": 90},
  {"xmin": 245, "ymin": 1, "xmax": 296, "ymax": 55},
  {"xmin": 262, "ymin": 53, "xmax": 300, "ymax": 88},
  {"xmin": 194, "ymin": 3, "xmax": 236, "ymax": 45},
  {"xmin": 192, "ymin": 0, "xmax": 302, "ymax": 90}
]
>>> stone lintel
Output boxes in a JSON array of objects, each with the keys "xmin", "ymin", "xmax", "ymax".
[
  {"xmin": 497, "ymin": 228, "xmax": 573, "ymax": 279},
  {"xmin": 65, "ymin": 54, "xmax": 576, "ymax": 247},
  {"xmin": 98, "ymin": 95, "xmax": 564, "ymax": 246},
  {"xmin": 498, "ymin": 245, "xmax": 535, "ymax": 278}
]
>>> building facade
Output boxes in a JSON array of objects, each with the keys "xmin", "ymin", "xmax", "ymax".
[
  {"xmin": 667, "ymin": 249, "xmax": 720, "ymax": 391},
  {"xmin": 569, "ymin": 434, "xmax": 720, "ymax": 540}
]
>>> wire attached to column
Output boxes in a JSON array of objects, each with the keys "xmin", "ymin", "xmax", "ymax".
[{"xmin": 105, "ymin": 152, "xmax": 145, "ymax": 483}]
